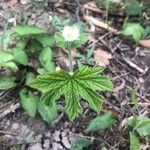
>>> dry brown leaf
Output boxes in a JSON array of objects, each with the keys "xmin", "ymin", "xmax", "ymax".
[
  {"xmin": 84, "ymin": 15, "xmax": 118, "ymax": 33},
  {"xmin": 139, "ymin": 40, "xmax": 150, "ymax": 48},
  {"xmin": 94, "ymin": 49, "xmax": 112, "ymax": 67}
]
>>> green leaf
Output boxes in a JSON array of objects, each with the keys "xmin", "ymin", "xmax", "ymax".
[
  {"xmin": 20, "ymin": 90, "xmax": 38, "ymax": 117},
  {"xmin": 54, "ymin": 32, "xmax": 68, "ymax": 49},
  {"xmin": 30, "ymin": 67, "xmax": 113, "ymax": 120},
  {"xmin": 124, "ymin": 0, "xmax": 143, "ymax": 16},
  {"xmin": 37, "ymin": 101, "xmax": 58, "ymax": 124},
  {"xmin": 26, "ymin": 72, "xmax": 35, "ymax": 85},
  {"xmin": 13, "ymin": 25, "xmax": 45, "ymax": 36},
  {"xmin": 130, "ymin": 88, "xmax": 139, "ymax": 109},
  {"xmin": 85, "ymin": 112, "xmax": 117, "ymax": 132},
  {"xmin": 0, "ymin": 51, "xmax": 18, "ymax": 71},
  {"xmin": 39, "ymin": 47, "xmax": 55, "ymax": 73},
  {"xmin": 128, "ymin": 116, "xmax": 150, "ymax": 137},
  {"xmin": 122, "ymin": 23, "xmax": 145, "ymax": 43},
  {"xmin": 71, "ymin": 137, "xmax": 92, "ymax": 150},
  {"xmin": 130, "ymin": 132, "xmax": 140, "ymax": 150},
  {"xmin": 0, "ymin": 76, "xmax": 16, "ymax": 90},
  {"xmin": 12, "ymin": 47, "xmax": 28, "ymax": 65},
  {"xmin": 0, "ymin": 51, "xmax": 13, "ymax": 63},
  {"xmin": 33, "ymin": 33, "xmax": 54, "ymax": 47}
]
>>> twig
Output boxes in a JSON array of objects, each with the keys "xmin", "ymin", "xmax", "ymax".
[
  {"xmin": 84, "ymin": 15, "xmax": 119, "ymax": 33},
  {"xmin": 123, "ymin": 57, "xmax": 145, "ymax": 74},
  {"xmin": 84, "ymin": 2, "xmax": 106, "ymax": 14},
  {"xmin": 0, "ymin": 103, "xmax": 20, "ymax": 120}
]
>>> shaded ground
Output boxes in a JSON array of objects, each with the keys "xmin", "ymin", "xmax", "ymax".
[{"xmin": 0, "ymin": 0, "xmax": 150, "ymax": 150}]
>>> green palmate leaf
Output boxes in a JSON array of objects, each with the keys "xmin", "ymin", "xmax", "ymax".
[
  {"xmin": 130, "ymin": 132, "xmax": 140, "ymax": 150},
  {"xmin": 30, "ymin": 66, "xmax": 113, "ymax": 120},
  {"xmin": 20, "ymin": 90, "xmax": 38, "ymax": 117},
  {"xmin": 13, "ymin": 25, "xmax": 46, "ymax": 36},
  {"xmin": 85, "ymin": 112, "xmax": 117, "ymax": 132},
  {"xmin": 122, "ymin": 23, "xmax": 145, "ymax": 43},
  {"xmin": 12, "ymin": 47, "xmax": 28, "ymax": 65},
  {"xmin": 37, "ymin": 101, "xmax": 58, "ymax": 124},
  {"xmin": 39, "ymin": 47, "xmax": 55, "ymax": 73},
  {"xmin": 33, "ymin": 33, "xmax": 54, "ymax": 47},
  {"xmin": 0, "ymin": 76, "xmax": 16, "ymax": 90},
  {"xmin": 71, "ymin": 137, "xmax": 92, "ymax": 150}
]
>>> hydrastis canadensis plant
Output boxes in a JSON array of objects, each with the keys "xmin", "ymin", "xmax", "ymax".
[{"xmin": 30, "ymin": 23, "xmax": 113, "ymax": 120}]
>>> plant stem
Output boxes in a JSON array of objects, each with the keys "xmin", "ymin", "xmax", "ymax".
[{"xmin": 68, "ymin": 48, "xmax": 73, "ymax": 73}]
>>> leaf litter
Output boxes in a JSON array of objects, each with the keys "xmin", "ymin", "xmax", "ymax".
[{"xmin": 0, "ymin": 0, "xmax": 150, "ymax": 150}]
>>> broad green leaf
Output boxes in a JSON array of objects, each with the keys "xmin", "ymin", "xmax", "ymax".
[
  {"xmin": 130, "ymin": 132, "xmax": 140, "ymax": 150},
  {"xmin": 2, "ymin": 62, "xmax": 18, "ymax": 72},
  {"xmin": 0, "ymin": 76, "xmax": 16, "ymax": 90},
  {"xmin": 130, "ymin": 88, "xmax": 139, "ymax": 109},
  {"xmin": 39, "ymin": 47, "xmax": 55, "ymax": 73},
  {"xmin": 122, "ymin": 23, "xmax": 144, "ymax": 43},
  {"xmin": 13, "ymin": 25, "xmax": 45, "ymax": 36},
  {"xmin": 16, "ymin": 38, "xmax": 28, "ymax": 50},
  {"xmin": 54, "ymin": 32, "xmax": 68, "ymax": 49},
  {"xmin": 0, "ymin": 51, "xmax": 13, "ymax": 63},
  {"xmin": 85, "ymin": 112, "xmax": 117, "ymax": 132},
  {"xmin": 37, "ymin": 101, "xmax": 58, "ymax": 124},
  {"xmin": 26, "ymin": 72, "xmax": 35, "ymax": 85},
  {"xmin": 71, "ymin": 137, "xmax": 92, "ymax": 150},
  {"xmin": 0, "ymin": 51, "xmax": 18, "ymax": 71},
  {"xmin": 20, "ymin": 90, "xmax": 38, "ymax": 117},
  {"xmin": 124, "ymin": 0, "xmax": 143, "ymax": 16},
  {"xmin": 33, "ymin": 33, "xmax": 54, "ymax": 47},
  {"xmin": 128, "ymin": 116, "xmax": 150, "ymax": 137},
  {"xmin": 30, "ymin": 66, "xmax": 113, "ymax": 120},
  {"xmin": 12, "ymin": 47, "xmax": 28, "ymax": 65}
]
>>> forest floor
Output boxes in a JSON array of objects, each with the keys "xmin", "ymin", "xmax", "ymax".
[{"xmin": 0, "ymin": 0, "xmax": 150, "ymax": 150}]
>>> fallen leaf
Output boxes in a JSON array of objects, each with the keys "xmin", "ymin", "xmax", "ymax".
[
  {"xmin": 94, "ymin": 49, "xmax": 112, "ymax": 67},
  {"xmin": 139, "ymin": 40, "xmax": 150, "ymax": 48}
]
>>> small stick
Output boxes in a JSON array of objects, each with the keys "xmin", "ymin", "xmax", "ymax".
[
  {"xmin": 123, "ymin": 57, "xmax": 145, "ymax": 74},
  {"xmin": 0, "ymin": 103, "xmax": 20, "ymax": 120}
]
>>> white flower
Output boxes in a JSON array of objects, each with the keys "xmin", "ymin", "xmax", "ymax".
[{"xmin": 62, "ymin": 25, "xmax": 80, "ymax": 42}]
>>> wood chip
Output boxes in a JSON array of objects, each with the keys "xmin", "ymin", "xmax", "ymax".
[{"xmin": 139, "ymin": 39, "xmax": 150, "ymax": 48}]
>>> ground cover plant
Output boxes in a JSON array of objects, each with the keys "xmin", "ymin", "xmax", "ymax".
[{"xmin": 0, "ymin": 0, "xmax": 149, "ymax": 150}]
